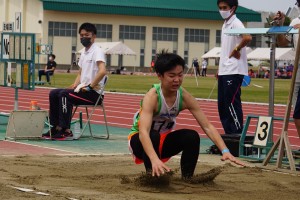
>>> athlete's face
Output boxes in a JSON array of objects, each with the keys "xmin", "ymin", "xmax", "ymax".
[{"xmin": 158, "ymin": 65, "xmax": 184, "ymax": 92}]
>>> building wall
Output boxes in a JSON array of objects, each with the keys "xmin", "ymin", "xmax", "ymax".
[
  {"xmin": 53, "ymin": 37, "xmax": 72, "ymax": 66},
  {"xmin": 0, "ymin": 0, "xmax": 8, "ymax": 23},
  {"xmin": 42, "ymin": 11, "xmax": 223, "ymax": 66},
  {"xmin": 1, "ymin": 0, "xmax": 259, "ymax": 69},
  {"xmin": 23, "ymin": 0, "xmax": 43, "ymax": 34},
  {"xmin": 123, "ymin": 39, "xmax": 140, "ymax": 66},
  {"xmin": 0, "ymin": 0, "xmax": 43, "ymax": 34}
]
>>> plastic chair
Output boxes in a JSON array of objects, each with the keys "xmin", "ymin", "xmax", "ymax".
[{"xmin": 71, "ymin": 75, "xmax": 109, "ymax": 139}]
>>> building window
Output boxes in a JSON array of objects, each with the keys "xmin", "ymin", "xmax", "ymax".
[
  {"xmin": 106, "ymin": 55, "xmax": 111, "ymax": 67},
  {"xmin": 95, "ymin": 24, "xmax": 112, "ymax": 39},
  {"xmin": 48, "ymin": 21, "xmax": 77, "ymax": 37},
  {"xmin": 151, "ymin": 49, "xmax": 157, "ymax": 61},
  {"xmin": 248, "ymin": 35, "xmax": 262, "ymax": 48},
  {"xmin": 185, "ymin": 28, "xmax": 210, "ymax": 43},
  {"xmin": 119, "ymin": 25, "xmax": 146, "ymax": 40},
  {"xmin": 184, "ymin": 50, "xmax": 189, "ymax": 65},
  {"xmin": 216, "ymin": 30, "xmax": 221, "ymax": 47},
  {"xmin": 140, "ymin": 49, "xmax": 145, "ymax": 67},
  {"xmin": 153, "ymin": 27, "xmax": 178, "ymax": 42}
]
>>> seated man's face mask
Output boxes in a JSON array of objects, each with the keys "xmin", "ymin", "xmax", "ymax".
[
  {"xmin": 49, "ymin": 56, "xmax": 53, "ymax": 61},
  {"xmin": 81, "ymin": 37, "xmax": 92, "ymax": 47}
]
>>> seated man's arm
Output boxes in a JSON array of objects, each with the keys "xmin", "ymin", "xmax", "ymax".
[
  {"xmin": 90, "ymin": 61, "xmax": 106, "ymax": 88},
  {"xmin": 70, "ymin": 68, "xmax": 81, "ymax": 89}
]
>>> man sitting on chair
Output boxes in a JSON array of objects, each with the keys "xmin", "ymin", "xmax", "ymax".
[
  {"xmin": 38, "ymin": 54, "xmax": 56, "ymax": 84},
  {"xmin": 42, "ymin": 23, "xmax": 107, "ymax": 140}
]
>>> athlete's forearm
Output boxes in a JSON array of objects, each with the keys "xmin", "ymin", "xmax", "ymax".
[{"xmin": 204, "ymin": 124, "xmax": 228, "ymax": 152}]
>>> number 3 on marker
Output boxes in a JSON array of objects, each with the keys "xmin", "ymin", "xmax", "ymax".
[
  {"xmin": 254, "ymin": 116, "xmax": 272, "ymax": 147},
  {"xmin": 258, "ymin": 121, "xmax": 268, "ymax": 140}
]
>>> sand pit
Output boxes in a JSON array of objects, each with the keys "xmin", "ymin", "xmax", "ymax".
[{"xmin": 0, "ymin": 154, "xmax": 300, "ymax": 200}]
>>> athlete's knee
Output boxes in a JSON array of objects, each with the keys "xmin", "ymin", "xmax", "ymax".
[{"xmin": 183, "ymin": 129, "xmax": 200, "ymax": 144}]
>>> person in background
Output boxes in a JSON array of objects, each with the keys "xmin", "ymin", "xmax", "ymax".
[
  {"xmin": 38, "ymin": 54, "xmax": 56, "ymax": 84},
  {"xmin": 217, "ymin": 0, "xmax": 252, "ymax": 135},
  {"xmin": 274, "ymin": 0, "xmax": 300, "ymax": 138},
  {"xmin": 192, "ymin": 58, "xmax": 201, "ymax": 76},
  {"xmin": 264, "ymin": 70, "xmax": 270, "ymax": 79},
  {"xmin": 201, "ymin": 58, "xmax": 208, "ymax": 77},
  {"xmin": 150, "ymin": 59, "xmax": 155, "ymax": 73},
  {"xmin": 248, "ymin": 69, "xmax": 255, "ymax": 78}
]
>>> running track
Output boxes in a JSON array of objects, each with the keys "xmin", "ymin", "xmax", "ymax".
[{"xmin": 0, "ymin": 87, "xmax": 299, "ymax": 149}]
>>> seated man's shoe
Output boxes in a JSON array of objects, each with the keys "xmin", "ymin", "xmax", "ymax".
[
  {"xmin": 51, "ymin": 129, "xmax": 73, "ymax": 141},
  {"xmin": 42, "ymin": 127, "xmax": 57, "ymax": 138}
]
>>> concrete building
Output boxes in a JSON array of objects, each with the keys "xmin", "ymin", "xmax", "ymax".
[{"xmin": 0, "ymin": 0, "xmax": 261, "ymax": 70}]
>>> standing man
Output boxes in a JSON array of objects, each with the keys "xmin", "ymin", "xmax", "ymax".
[
  {"xmin": 275, "ymin": 0, "xmax": 300, "ymax": 138},
  {"xmin": 201, "ymin": 58, "xmax": 207, "ymax": 77},
  {"xmin": 192, "ymin": 58, "xmax": 201, "ymax": 76},
  {"xmin": 42, "ymin": 23, "xmax": 106, "ymax": 140},
  {"xmin": 128, "ymin": 51, "xmax": 244, "ymax": 179},
  {"xmin": 217, "ymin": 0, "xmax": 252, "ymax": 135}
]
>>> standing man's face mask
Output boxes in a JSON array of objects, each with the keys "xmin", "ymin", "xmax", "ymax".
[
  {"xmin": 80, "ymin": 37, "xmax": 92, "ymax": 47},
  {"xmin": 219, "ymin": 10, "xmax": 232, "ymax": 19}
]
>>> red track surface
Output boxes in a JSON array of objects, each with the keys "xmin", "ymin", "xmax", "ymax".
[
  {"xmin": 0, "ymin": 140, "xmax": 75, "ymax": 155},
  {"xmin": 0, "ymin": 87, "xmax": 299, "ymax": 149}
]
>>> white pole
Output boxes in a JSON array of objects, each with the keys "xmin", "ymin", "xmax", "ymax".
[{"xmin": 194, "ymin": 65, "xmax": 199, "ymax": 87}]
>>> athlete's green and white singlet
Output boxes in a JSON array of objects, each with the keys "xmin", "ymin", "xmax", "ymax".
[{"xmin": 129, "ymin": 84, "xmax": 183, "ymax": 139}]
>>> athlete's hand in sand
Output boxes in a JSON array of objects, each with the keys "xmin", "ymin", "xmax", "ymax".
[
  {"xmin": 221, "ymin": 152, "xmax": 246, "ymax": 167},
  {"xmin": 151, "ymin": 158, "xmax": 171, "ymax": 177}
]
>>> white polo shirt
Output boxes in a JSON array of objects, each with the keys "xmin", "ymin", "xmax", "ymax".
[
  {"xmin": 290, "ymin": 17, "xmax": 300, "ymax": 82},
  {"xmin": 219, "ymin": 15, "xmax": 248, "ymax": 76},
  {"xmin": 202, "ymin": 60, "xmax": 207, "ymax": 69},
  {"xmin": 78, "ymin": 43, "xmax": 106, "ymax": 93}
]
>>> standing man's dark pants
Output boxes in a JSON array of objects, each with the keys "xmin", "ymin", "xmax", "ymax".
[
  {"xmin": 49, "ymin": 89, "xmax": 102, "ymax": 130},
  {"xmin": 194, "ymin": 67, "xmax": 201, "ymax": 76},
  {"xmin": 38, "ymin": 70, "xmax": 54, "ymax": 82},
  {"xmin": 202, "ymin": 68, "xmax": 207, "ymax": 77},
  {"xmin": 218, "ymin": 74, "xmax": 244, "ymax": 134},
  {"xmin": 130, "ymin": 129, "xmax": 200, "ymax": 178}
]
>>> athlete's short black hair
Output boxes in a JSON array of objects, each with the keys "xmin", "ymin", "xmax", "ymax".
[
  {"xmin": 154, "ymin": 50, "xmax": 186, "ymax": 75},
  {"xmin": 78, "ymin": 23, "xmax": 97, "ymax": 35},
  {"xmin": 217, "ymin": 0, "xmax": 239, "ymax": 12},
  {"xmin": 297, "ymin": 0, "xmax": 300, "ymax": 7}
]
